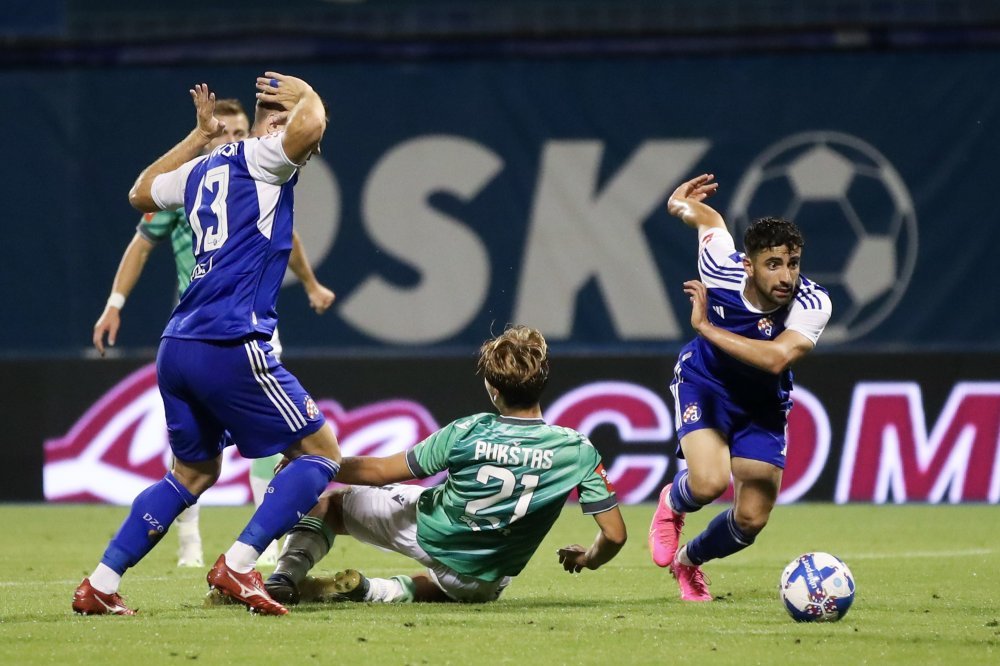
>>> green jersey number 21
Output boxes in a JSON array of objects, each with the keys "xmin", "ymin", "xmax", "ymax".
[{"xmin": 464, "ymin": 465, "xmax": 539, "ymax": 531}]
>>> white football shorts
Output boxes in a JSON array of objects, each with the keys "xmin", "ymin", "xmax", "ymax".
[{"xmin": 341, "ymin": 484, "xmax": 511, "ymax": 603}]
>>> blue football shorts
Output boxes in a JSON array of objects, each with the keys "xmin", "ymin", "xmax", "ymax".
[
  {"xmin": 669, "ymin": 364, "xmax": 789, "ymax": 469},
  {"xmin": 156, "ymin": 337, "xmax": 326, "ymax": 463}
]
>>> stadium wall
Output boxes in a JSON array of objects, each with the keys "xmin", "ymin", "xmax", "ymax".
[
  {"xmin": 2, "ymin": 50, "xmax": 999, "ymax": 355},
  {"xmin": 6, "ymin": 353, "xmax": 998, "ymax": 504}
]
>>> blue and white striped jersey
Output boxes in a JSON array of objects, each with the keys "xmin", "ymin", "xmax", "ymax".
[
  {"xmin": 681, "ymin": 226, "xmax": 832, "ymax": 405},
  {"xmin": 150, "ymin": 132, "xmax": 302, "ymax": 342}
]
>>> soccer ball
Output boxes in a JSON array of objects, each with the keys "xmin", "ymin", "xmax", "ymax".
[
  {"xmin": 729, "ymin": 131, "xmax": 918, "ymax": 343},
  {"xmin": 779, "ymin": 552, "xmax": 856, "ymax": 622}
]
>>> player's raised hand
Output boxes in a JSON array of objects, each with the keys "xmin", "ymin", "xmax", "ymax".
[
  {"xmin": 190, "ymin": 83, "xmax": 226, "ymax": 141},
  {"xmin": 557, "ymin": 545, "xmax": 589, "ymax": 573},
  {"xmin": 93, "ymin": 307, "xmax": 121, "ymax": 357},
  {"xmin": 667, "ymin": 173, "xmax": 718, "ymax": 218},
  {"xmin": 256, "ymin": 72, "xmax": 314, "ymax": 111},
  {"xmin": 683, "ymin": 279, "xmax": 709, "ymax": 332}
]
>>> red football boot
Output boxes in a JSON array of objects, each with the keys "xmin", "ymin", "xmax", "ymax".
[
  {"xmin": 206, "ymin": 554, "xmax": 289, "ymax": 616},
  {"xmin": 72, "ymin": 578, "xmax": 137, "ymax": 616}
]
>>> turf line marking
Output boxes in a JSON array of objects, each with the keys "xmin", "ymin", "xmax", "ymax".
[
  {"xmin": 841, "ymin": 548, "xmax": 994, "ymax": 560},
  {"xmin": 2, "ymin": 568, "xmax": 420, "ymax": 587}
]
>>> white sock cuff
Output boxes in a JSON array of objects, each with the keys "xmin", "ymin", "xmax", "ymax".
[
  {"xmin": 225, "ymin": 541, "xmax": 261, "ymax": 574},
  {"xmin": 90, "ymin": 563, "xmax": 122, "ymax": 595}
]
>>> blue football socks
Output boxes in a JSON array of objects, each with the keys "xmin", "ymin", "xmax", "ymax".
[
  {"xmin": 685, "ymin": 508, "xmax": 756, "ymax": 565},
  {"xmin": 100, "ymin": 472, "xmax": 197, "ymax": 575},
  {"xmin": 236, "ymin": 455, "xmax": 340, "ymax": 553},
  {"xmin": 669, "ymin": 469, "xmax": 707, "ymax": 513}
]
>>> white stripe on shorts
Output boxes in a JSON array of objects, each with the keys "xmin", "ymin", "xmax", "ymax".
[
  {"xmin": 670, "ymin": 362, "xmax": 682, "ymax": 426},
  {"xmin": 244, "ymin": 341, "xmax": 306, "ymax": 431}
]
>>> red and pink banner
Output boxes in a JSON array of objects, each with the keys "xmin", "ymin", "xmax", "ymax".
[{"xmin": 39, "ymin": 357, "xmax": 1000, "ymax": 505}]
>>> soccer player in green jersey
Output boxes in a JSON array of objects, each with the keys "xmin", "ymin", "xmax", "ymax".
[
  {"xmin": 258, "ymin": 325, "xmax": 627, "ymax": 604},
  {"xmin": 92, "ymin": 98, "xmax": 336, "ymax": 568}
]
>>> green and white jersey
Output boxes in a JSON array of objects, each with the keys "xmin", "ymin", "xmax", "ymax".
[
  {"xmin": 405, "ymin": 413, "xmax": 618, "ymax": 582},
  {"xmin": 136, "ymin": 210, "xmax": 193, "ymax": 296}
]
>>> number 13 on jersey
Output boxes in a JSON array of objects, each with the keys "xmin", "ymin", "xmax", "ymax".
[{"xmin": 188, "ymin": 164, "xmax": 230, "ymax": 255}]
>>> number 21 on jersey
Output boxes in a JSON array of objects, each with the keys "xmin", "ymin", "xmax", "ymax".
[{"xmin": 464, "ymin": 465, "xmax": 539, "ymax": 531}]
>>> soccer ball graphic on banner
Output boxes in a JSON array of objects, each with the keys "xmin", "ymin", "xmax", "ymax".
[
  {"xmin": 779, "ymin": 552, "xmax": 856, "ymax": 622},
  {"xmin": 729, "ymin": 131, "xmax": 918, "ymax": 343}
]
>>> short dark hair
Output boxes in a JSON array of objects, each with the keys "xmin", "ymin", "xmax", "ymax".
[
  {"xmin": 476, "ymin": 325, "xmax": 550, "ymax": 408},
  {"xmin": 743, "ymin": 217, "xmax": 805, "ymax": 257}
]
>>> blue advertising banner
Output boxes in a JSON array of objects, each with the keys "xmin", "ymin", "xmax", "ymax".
[{"xmin": 3, "ymin": 50, "xmax": 998, "ymax": 354}]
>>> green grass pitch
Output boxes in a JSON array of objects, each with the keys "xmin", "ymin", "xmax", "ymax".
[{"xmin": 1, "ymin": 503, "xmax": 997, "ymax": 665}]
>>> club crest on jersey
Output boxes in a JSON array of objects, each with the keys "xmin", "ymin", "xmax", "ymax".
[
  {"xmin": 757, "ymin": 317, "xmax": 774, "ymax": 337},
  {"xmin": 682, "ymin": 403, "xmax": 702, "ymax": 425},
  {"xmin": 304, "ymin": 396, "xmax": 320, "ymax": 420}
]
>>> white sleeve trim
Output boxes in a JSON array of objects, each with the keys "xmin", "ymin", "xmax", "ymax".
[
  {"xmin": 785, "ymin": 287, "xmax": 833, "ymax": 345},
  {"xmin": 150, "ymin": 157, "xmax": 203, "ymax": 211},
  {"xmin": 697, "ymin": 226, "xmax": 745, "ymax": 289},
  {"xmin": 244, "ymin": 133, "xmax": 302, "ymax": 185}
]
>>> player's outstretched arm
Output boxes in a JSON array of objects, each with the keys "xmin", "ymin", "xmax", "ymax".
[
  {"xmin": 337, "ymin": 451, "xmax": 415, "ymax": 486},
  {"xmin": 128, "ymin": 84, "xmax": 225, "ymax": 212},
  {"xmin": 92, "ymin": 233, "xmax": 157, "ymax": 356},
  {"xmin": 666, "ymin": 173, "xmax": 726, "ymax": 232},
  {"xmin": 255, "ymin": 72, "xmax": 327, "ymax": 165},
  {"xmin": 289, "ymin": 231, "xmax": 336, "ymax": 314},
  {"xmin": 557, "ymin": 506, "xmax": 627, "ymax": 573},
  {"xmin": 684, "ymin": 279, "xmax": 816, "ymax": 374}
]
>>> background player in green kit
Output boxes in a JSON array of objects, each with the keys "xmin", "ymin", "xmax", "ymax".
[
  {"xmin": 92, "ymin": 98, "xmax": 336, "ymax": 568},
  {"xmin": 257, "ymin": 325, "xmax": 627, "ymax": 604}
]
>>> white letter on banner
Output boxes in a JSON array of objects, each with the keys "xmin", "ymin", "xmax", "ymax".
[
  {"xmin": 514, "ymin": 140, "xmax": 710, "ymax": 340},
  {"xmin": 340, "ymin": 136, "xmax": 502, "ymax": 344}
]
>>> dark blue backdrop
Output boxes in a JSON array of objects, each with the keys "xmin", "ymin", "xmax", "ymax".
[{"xmin": 4, "ymin": 50, "xmax": 998, "ymax": 355}]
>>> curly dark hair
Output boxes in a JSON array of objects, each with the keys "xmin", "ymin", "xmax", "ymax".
[
  {"xmin": 476, "ymin": 325, "xmax": 550, "ymax": 408},
  {"xmin": 743, "ymin": 217, "xmax": 805, "ymax": 257}
]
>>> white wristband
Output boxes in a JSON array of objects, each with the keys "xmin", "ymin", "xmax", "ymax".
[{"xmin": 107, "ymin": 292, "xmax": 126, "ymax": 310}]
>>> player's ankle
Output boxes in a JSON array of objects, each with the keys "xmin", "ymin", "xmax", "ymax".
[{"xmin": 368, "ymin": 576, "xmax": 414, "ymax": 603}]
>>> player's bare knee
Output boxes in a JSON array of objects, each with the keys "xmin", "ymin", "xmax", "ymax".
[
  {"xmin": 733, "ymin": 509, "xmax": 769, "ymax": 536},
  {"xmin": 687, "ymin": 471, "xmax": 730, "ymax": 502},
  {"xmin": 296, "ymin": 424, "xmax": 342, "ymax": 463},
  {"xmin": 307, "ymin": 493, "xmax": 332, "ymax": 519},
  {"xmin": 324, "ymin": 490, "xmax": 349, "ymax": 534},
  {"xmin": 307, "ymin": 489, "xmax": 346, "ymax": 533},
  {"xmin": 171, "ymin": 459, "xmax": 221, "ymax": 495}
]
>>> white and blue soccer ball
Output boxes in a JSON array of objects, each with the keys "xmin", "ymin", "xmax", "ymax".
[{"xmin": 779, "ymin": 552, "xmax": 856, "ymax": 622}]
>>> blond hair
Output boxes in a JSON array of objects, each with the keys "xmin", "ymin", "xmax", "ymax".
[
  {"xmin": 476, "ymin": 325, "xmax": 549, "ymax": 408},
  {"xmin": 214, "ymin": 98, "xmax": 247, "ymax": 120}
]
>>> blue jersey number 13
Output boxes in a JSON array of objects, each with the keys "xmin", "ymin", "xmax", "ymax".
[{"xmin": 189, "ymin": 165, "xmax": 230, "ymax": 256}]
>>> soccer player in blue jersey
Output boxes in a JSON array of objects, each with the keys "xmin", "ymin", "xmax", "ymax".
[
  {"xmin": 92, "ymin": 97, "xmax": 335, "ymax": 569},
  {"xmin": 73, "ymin": 75, "xmax": 340, "ymax": 616},
  {"xmin": 648, "ymin": 174, "xmax": 832, "ymax": 601},
  {"xmin": 251, "ymin": 326, "xmax": 626, "ymax": 605}
]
